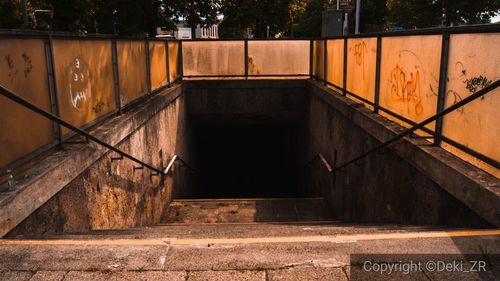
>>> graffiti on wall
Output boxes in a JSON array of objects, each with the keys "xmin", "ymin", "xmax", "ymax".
[
  {"xmin": 68, "ymin": 57, "xmax": 92, "ymax": 111},
  {"xmin": 389, "ymin": 64, "xmax": 423, "ymax": 115},
  {"xmin": 349, "ymin": 41, "xmax": 368, "ymax": 79},
  {"xmin": 3, "ymin": 52, "xmax": 33, "ymax": 83},
  {"xmin": 386, "ymin": 49, "xmax": 440, "ymax": 116},
  {"xmin": 446, "ymin": 61, "xmax": 493, "ymax": 114}
]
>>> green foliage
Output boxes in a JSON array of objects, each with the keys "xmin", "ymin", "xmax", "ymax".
[
  {"xmin": 386, "ymin": 0, "xmax": 500, "ymax": 28},
  {"xmin": 386, "ymin": 0, "xmax": 440, "ymax": 29},
  {"xmin": 438, "ymin": 0, "xmax": 500, "ymax": 25},
  {"xmin": 0, "ymin": 0, "xmax": 25, "ymax": 28},
  {"xmin": 292, "ymin": 0, "xmax": 328, "ymax": 37},
  {"xmin": 219, "ymin": 0, "xmax": 291, "ymax": 38},
  {"xmin": 1, "ymin": 0, "xmax": 498, "ymax": 36}
]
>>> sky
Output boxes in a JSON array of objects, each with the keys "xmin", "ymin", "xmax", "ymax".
[{"xmin": 492, "ymin": 13, "xmax": 500, "ymax": 23}]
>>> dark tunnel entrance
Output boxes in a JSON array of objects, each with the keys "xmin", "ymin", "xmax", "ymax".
[{"xmin": 193, "ymin": 123, "xmax": 302, "ymax": 198}]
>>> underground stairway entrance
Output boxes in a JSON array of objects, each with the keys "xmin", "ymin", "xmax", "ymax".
[
  {"xmin": 164, "ymin": 122, "xmax": 333, "ymax": 224},
  {"xmin": 3, "ymin": 80, "xmax": 495, "ymax": 239}
]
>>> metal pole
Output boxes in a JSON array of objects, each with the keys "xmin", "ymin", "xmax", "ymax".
[
  {"xmin": 355, "ymin": 0, "xmax": 361, "ymax": 34},
  {"xmin": 373, "ymin": 35, "xmax": 382, "ymax": 113},
  {"xmin": 111, "ymin": 40, "xmax": 122, "ymax": 114},
  {"xmin": 165, "ymin": 40, "xmax": 170, "ymax": 86},
  {"xmin": 343, "ymin": 13, "xmax": 349, "ymax": 35},
  {"xmin": 21, "ymin": 0, "xmax": 28, "ymax": 28},
  {"xmin": 244, "ymin": 39, "xmax": 248, "ymax": 80},
  {"xmin": 44, "ymin": 36, "xmax": 61, "ymax": 144},
  {"xmin": 145, "ymin": 40, "xmax": 152, "ymax": 95},
  {"xmin": 434, "ymin": 32, "xmax": 451, "ymax": 146}
]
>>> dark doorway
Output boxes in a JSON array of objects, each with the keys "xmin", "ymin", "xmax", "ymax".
[{"xmin": 194, "ymin": 123, "xmax": 301, "ymax": 198}]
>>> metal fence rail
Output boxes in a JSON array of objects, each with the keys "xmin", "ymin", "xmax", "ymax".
[{"xmin": 1, "ymin": 24, "xmax": 498, "ymax": 175}]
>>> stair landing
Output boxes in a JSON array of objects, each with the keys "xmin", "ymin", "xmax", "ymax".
[{"xmin": 162, "ymin": 197, "xmax": 332, "ymax": 224}]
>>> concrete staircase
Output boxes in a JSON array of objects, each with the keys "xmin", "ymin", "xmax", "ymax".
[
  {"xmin": 1, "ymin": 197, "xmax": 499, "ymax": 280},
  {"xmin": 162, "ymin": 197, "xmax": 333, "ymax": 224}
]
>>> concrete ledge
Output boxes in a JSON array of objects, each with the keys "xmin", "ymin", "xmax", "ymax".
[
  {"xmin": 307, "ymin": 80, "xmax": 500, "ymax": 227},
  {"xmin": 185, "ymin": 79, "xmax": 308, "ymax": 89},
  {"xmin": 0, "ymin": 84, "xmax": 184, "ymax": 238}
]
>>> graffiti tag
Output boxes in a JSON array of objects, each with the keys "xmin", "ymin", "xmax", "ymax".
[
  {"xmin": 389, "ymin": 64, "xmax": 423, "ymax": 115},
  {"xmin": 69, "ymin": 57, "xmax": 92, "ymax": 110}
]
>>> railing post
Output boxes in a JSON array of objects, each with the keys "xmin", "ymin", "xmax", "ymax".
[
  {"xmin": 111, "ymin": 39, "xmax": 122, "ymax": 114},
  {"xmin": 373, "ymin": 35, "xmax": 382, "ymax": 113},
  {"xmin": 342, "ymin": 38, "xmax": 348, "ymax": 96},
  {"xmin": 44, "ymin": 35, "xmax": 62, "ymax": 145},
  {"xmin": 165, "ymin": 40, "xmax": 170, "ymax": 86},
  {"xmin": 323, "ymin": 39, "xmax": 327, "ymax": 85},
  {"xmin": 145, "ymin": 39, "xmax": 152, "ymax": 95},
  {"xmin": 434, "ymin": 32, "xmax": 451, "ymax": 146},
  {"xmin": 244, "ymin": 39, "xmax": 249, "ymax": 80},
  {"xmin": 178, "ymin": 40, "xmax": 184, "ymax": 80},
  {"xmin": 309, "ymin": 39, "xmax": 314, "ymax": 79}
]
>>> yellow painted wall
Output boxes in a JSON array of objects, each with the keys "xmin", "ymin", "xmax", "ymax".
[
  {"xmin": 0, "ymin": 39, "xmax": 54, "ymax": 167},
  {"xmin": 52, "ymin": 39, "xmax": 115, "ymax": 134},
  {"xmin": 247, "ymin": 40, "xmax": 309, "ymax": 75},
  {"xmin": 117, "ymin": 41, "xmax": 148, "ymax": 105},
  {"xmin": 442, "ymin": 33, "xmax": 500, "ymax": 177},
  {"xmin": 182, "ymin": 41, "xmax": 244, "ymax": 76},
  {"xmin": 378, "ymin": 35, "xmax": 441, "ymax": 132},
  {"xmin": 168, "ymin": 41, "xmax": 179, "ymax": 82},
  {"xmin": 346, "ymin": 38, "xmax": 377, "ymax": 104},
  {"xmin": 312, "ymin": 40, "xmax": 325, "ymax": 80},
  {"xmin": 326, "ymin": 39, "xmax": 344, "ymax": 88},
  {"xmin": 149, "ymin": 41, "xmax": 167, "ymax": 91}
]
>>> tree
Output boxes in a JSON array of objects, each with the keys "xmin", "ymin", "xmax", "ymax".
[
  {"xmin": 360, "ymin": 0, "xmax": 387, "ymax": 32},
  {"xmin": 169, "ymin": 0, "xmax": 220, "ymax": 38},
  {"xmin": 438, "ymin": 0, "xmax": 500, "ymax": 26},
  {"xmin": 219, "ymin": 0, "xmax": 292, "ymax": 38},
  {"xmin": 386, "ymin": 0, "xmax": 500, "ymax": 28},
  {"xmin": 386, "ymin": 0, "xmax": 440, "ymax": 29},
  {"xmin": 0, "ymin": 0, "xmax": 25, "ymax": 29},
  {"xmin": 291, "ymin": 0, "xmax": 327, "ymax": 37}
]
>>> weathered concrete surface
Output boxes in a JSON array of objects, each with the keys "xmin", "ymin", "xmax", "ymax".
[
  {"xmin": 0, "ymin": 230, "xmax": 498, "ymax": 280},
  {"xmin": 186, "ymin": 80, "xmax": 307, "ymax": 124},
  {"xmin": 305, "ymin": 80, "xmax": 499, "ymax": 227},
  {"xmin": 1, "ymin": 83, "xmax": 196, "ymax": 238},
  {"xmin": 163, "ymin": 198, "xmax": 332, "ymax": 223}
]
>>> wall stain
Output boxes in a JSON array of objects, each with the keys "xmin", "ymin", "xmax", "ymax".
[{"xmin": 22, "ymin": 52, "xmax": 33, "ymax": 78}]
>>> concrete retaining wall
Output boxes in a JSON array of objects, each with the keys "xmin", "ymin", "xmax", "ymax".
[
  {"xmin": 4, "ymin": 84, "xmax": 195, "ymax": 237},
  {"xmin": 305, "ymin": 81, "xmax": 496, "ymax": 227}
]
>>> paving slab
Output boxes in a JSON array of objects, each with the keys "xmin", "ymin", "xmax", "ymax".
[
  {"xmin": 267, "ymin": 267, "xmax": 348, "ymax": 281},
  {"xmin": 30, "ymin": 271, "xmax": 66, "ymax": 281},
  {"xmin": 63, "ymin": 271, "xmax": 185, "ymax": 281},
  {"xmin": 187, "ymin": 270, "xmax": 265, "ymax": 281},
  {"xmin": 0, "ymin": 270, "xmax": 33, "ymax": 281}
]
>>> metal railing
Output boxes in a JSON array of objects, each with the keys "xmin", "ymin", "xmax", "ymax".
[
  {"xmin": 305, "ymin": 153, "xmax": 333, "ymax": 173},
  {"xmin": 306, "ymin": 79, "xmax": 499, "ymax": 174},
  {"xmin": 0, "ymin": 84, "xmax": 194, "ymax": 178},
  {"xmin": 1, "ymin": 24, "xmax": 498, "ymax": 174},
  {"xmin": 164, "ymin": 154, "xmax": 196, "ymax": 175},
  {"xmin": 311, "ymin": 24, "xmax": 500, "ymax": 169}
]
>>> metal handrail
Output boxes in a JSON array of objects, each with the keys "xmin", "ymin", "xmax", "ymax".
[
  {"xmin": 0, "ymin": 84, "xmax": 166, "ymax": 175},
  {"xmin": 305, "ymin": 80, "xmax": 499, "ymax": 174},
  {"xmin": 164, "ymin": 154, "xmax": 196, "ymax": 175},
  {"xmin": 305, "ymin": 153, "xmax": 333, "ymax": 173},
  {"xmin": 334, "ymin": 79, "xmax": 499, "ymax": 172}
]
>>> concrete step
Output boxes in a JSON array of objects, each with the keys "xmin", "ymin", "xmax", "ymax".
[
  {"xmin": 7, "ymin": 222, "xmax": 457, "ymax": 241},
  {"xmin": 161, "ymin": 197, "xmax": 333, "ymax": 224},
  {"xmin": 1, "ymin": 229, "xmax": 499, "ymax": 280}
]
